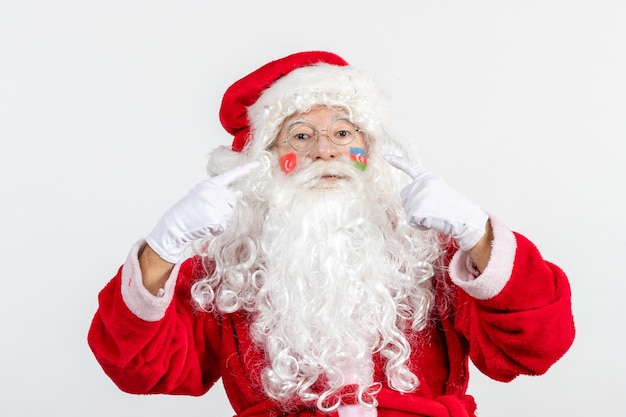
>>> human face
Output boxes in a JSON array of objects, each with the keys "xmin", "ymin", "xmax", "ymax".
[{"xmin": 274, "ymin": 106, "xmax": 368, "ymax": 177}]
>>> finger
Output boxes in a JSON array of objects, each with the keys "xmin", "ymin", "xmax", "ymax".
[
  {"xmin": 383, "ymin": 154, "xmax": 423, "ymax": 180},
  {"xmin": 211, "ymin": 160, "xmax": 260, "ymax": 187}
]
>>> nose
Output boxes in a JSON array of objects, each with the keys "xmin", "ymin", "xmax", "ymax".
[{"xmin": 308, "ymin": 132, "xmax": 338, "ymax": 160}]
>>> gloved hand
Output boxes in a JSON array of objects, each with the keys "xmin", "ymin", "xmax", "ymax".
[
  {"xmin": 146, "ymin": 161, "xmax": 260, "ymax": 263},
  {"xmin": 384, "ymin": 154, "xmax": 488, "ymax": 252}
]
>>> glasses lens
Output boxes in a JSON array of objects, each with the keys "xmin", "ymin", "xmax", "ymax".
[
  {"xmin": 329, "ymin": 120, "xmax": 357, "ymax": 146},
  {"xmin": 287, "ymin": 125, "xmax": 316, "ymax": 152}
]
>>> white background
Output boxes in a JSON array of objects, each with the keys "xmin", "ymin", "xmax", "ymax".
[{"xmin": 1, "ymin": 1, "xmax": 624, "ymax": 416}]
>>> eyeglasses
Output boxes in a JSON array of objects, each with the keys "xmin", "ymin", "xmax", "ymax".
[{"xmin": 277, "ymin": 119, "xmax": 362, "ymax": 152}]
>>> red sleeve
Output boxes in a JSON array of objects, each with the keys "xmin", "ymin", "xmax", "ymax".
[
  {"xmin": 451, "ymin": 232, "xmax": 575, "ymax": 382},
  {"xmin": 87, "ymin": 257, "xmax": 222, "ymax": 395}
]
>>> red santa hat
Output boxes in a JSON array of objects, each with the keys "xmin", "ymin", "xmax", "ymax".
[{"xmin": 219, "ymin": 51, "xmax": 390, "ymax": 153}]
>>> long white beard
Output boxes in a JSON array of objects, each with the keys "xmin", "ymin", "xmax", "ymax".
[
  {"xmin": 193, "ymin": 156, "xmax": 440, "ymax": 410},
  {"xmin": 252, "ymin": 160, "xmax": 423, "ymax": 409}
]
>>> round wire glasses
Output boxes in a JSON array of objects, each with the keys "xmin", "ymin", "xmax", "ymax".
[{"xmin": 277, "ymin": 119, "xmax": 362, "ymax": 152}]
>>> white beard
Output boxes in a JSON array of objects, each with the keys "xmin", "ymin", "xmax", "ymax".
[
  {"xmin": 252, "ymin": 159, "xmax": 421, "ymax": 407},
  {"xmin": 194, "ymin": 156, "xmax": 440, "ymax": 410}
]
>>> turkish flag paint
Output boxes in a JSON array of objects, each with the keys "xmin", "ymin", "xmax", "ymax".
[{"xmin": 279, "ymin": 152, "xmax": 297, "ymax": 174}]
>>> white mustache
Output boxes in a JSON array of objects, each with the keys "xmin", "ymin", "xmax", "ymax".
[{"xmin": 290, "ymin": 159, "xmax": 361, "ymax": 187}]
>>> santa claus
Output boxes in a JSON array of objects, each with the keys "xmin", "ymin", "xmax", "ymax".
[{"xmin": 88, "ymin": 51, "xmax": 575, "ymax": 417}]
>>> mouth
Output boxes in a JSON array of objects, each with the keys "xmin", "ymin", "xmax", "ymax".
[
  {"xmin": 319, "ymin": 172, "xmax": 350, "ymax": 183},
  {"xmin": 310, "ymin": 173, "xmax": 349, "ymax": 189}
]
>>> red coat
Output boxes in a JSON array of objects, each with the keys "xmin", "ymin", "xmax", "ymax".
[{"xmin": 88, "ymin": 221, "xmax": 574, "ymax": 417}]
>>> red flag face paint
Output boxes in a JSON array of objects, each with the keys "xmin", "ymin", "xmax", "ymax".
[
  {"xmin": 280, "ymin": 152, "xmax": 297, "ymax": 174},
  {"xmin": 350, "ymin": 147, "xmax": 367, "ymax": 171}
]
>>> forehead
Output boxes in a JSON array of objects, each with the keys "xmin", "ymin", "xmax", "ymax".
[{"xmin": 282, "ymin": 105, "xmax": 350, "ymax": 126}]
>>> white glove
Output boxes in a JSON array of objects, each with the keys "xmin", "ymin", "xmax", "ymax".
[
  {"xmin": 146, "ymin": 161, "xmax": 259, "ymax": 263},
  {"xmin": 384, "ymin": 155, "xmax": 488, "ymax": 252}
]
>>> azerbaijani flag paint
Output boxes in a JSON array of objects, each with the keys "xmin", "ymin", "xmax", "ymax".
[
  {"xmin": 279, "ymin": 152, "xmax": 297, "ymax": 174},
  {"xmin": 350, "ymin": 147, "xmax": 367, "ymax": 171}
]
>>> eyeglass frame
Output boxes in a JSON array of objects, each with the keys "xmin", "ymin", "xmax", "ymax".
[{"xmin": 275, "ymin": 120, "xmax": 363, "ymax": 153}]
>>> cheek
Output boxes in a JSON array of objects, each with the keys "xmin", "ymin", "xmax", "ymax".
[{"xmin": 279, "ymin": 152, "xmax": 298, "ymax": 174}]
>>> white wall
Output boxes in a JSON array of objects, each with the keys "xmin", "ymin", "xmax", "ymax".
[{"xmin": 1, "ymin": 1, "xmax": 624, "ymax": 416}]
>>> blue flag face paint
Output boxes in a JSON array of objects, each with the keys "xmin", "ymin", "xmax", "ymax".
[{"xmin": 350, "ymin": 147, "xmax": 367, "ymax": 171}]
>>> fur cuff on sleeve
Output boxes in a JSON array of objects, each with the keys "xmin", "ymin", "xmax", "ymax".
[
  {"xmin": 448, "ymin": 215, "xmax": 517, "ymax": 300},
  {"xmin": 120, "ymin": 239, "xmax": 180, "ymax": 321}
]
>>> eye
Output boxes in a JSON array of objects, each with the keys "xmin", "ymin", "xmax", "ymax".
[
  {"xmin": 335, "ymin": 129, "xmax": 351, "ymax": 138},
  {"xmin": 289, "ymin": 125, "xmax": 315, "ymax": 142},
  {"xmin": 330, "ymin": 120, "xmax": 356, "ymax": 141},
  {"xmin": 291, "ymin": 132, "xmax": 311, "ymax": 142}
]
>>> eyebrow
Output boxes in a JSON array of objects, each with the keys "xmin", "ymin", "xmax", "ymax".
[
  {"xmin": 285, "ymin": 114, "xmax": 351, "ymax": 130},
  {"xmin": 284, "ymin": 118, "xmax": 310, "ymax": 130}
]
